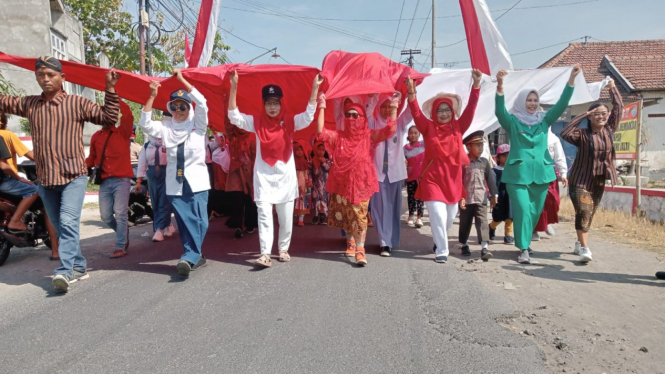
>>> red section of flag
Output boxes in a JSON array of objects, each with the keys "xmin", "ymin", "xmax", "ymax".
[
  {"xmin": 188, "ymin": 0, "xmax": 213, "ymax": 68},
  {"xmin": 459, "ymin": 0, "xmax": 491, "ymax": 75}
]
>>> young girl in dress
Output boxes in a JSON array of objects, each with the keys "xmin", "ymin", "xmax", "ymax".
[
  {"xmin": 293, "ymin": 141, "xmax": 311, "ymax": 227},
  {"xmin": 309, "ymin": 140, "xmax": 331, "ymax": 225}
]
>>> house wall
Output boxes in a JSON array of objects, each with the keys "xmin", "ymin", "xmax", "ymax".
[
  {"xmin": 0, "ymin": 0, "xmax": 97, "ymax": 143},
  {"xmin": 641, "ymin": 91, "xmax": 665, "ymax": 172}
]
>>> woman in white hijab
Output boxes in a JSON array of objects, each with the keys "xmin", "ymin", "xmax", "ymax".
[
  {"xmin": 494, "ymin": 64, "xmax": 581, "ymax": 264},
  {"xmin": 140, "ymin": 69, "xmax": 210, "ymax": 277}
]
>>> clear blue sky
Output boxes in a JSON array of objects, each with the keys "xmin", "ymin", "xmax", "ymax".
[{"xmin": 125, "ymin": 0, "xmax": 665, "ymax": 72}]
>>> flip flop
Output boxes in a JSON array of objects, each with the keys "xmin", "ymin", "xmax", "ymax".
[{"xmin": 110, "ymin": 249, "xmax": 127, "ymax": 259}]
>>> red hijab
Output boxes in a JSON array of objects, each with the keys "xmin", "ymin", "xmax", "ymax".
[
  {"xmin": 427, "ymin": 97, "xmax": 467, "ymax": 163},
  {"xmin": 254, "ymin": 99, "xmax": 295, "ymax": 167},
  {"xmin": 326, "ymin": 103, "xmax": 379, "ymax": 204}
]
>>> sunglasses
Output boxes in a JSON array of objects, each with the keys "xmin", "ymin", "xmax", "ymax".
[
  {"xmin": 344, "ymin": 112, "xmax": 361, "ymax": 119},
  {"xmin": 169, "ymin": 103, "xmax": 188, "ymax": 112}
]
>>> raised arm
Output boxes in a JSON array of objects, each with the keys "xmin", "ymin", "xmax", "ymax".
[
  {"xmin": 458, "ymin": 69, "xmax": 483, "ymax": 133},
  {"xmin": 494, "ymin": 70, "xmax": 513, "ymax": 131},
  {"xmin": 316, "ymin": 93, "xmax": 326, "ymax": 134},
  {"xmin": 543, "ymin": 64, "xmax": 581, "ymax": 126},
  {"xmin": 560, "ymin": 112, "xmax": 585, "ymax": 146},
  {"xmin": 138, "ymin": 81, "xmax": 166, "ymax": 139},
  {"xmin": 606, "ymin": 80, "xmax": 623, "ymax": 133},
  {"xmin": 174, "ymin": 69, "xmax": 208, "ymax": 133},
  {"xmin": 227, "ymin": 71, "xmax": 256, "ymax": 132},
  {"xmin": 81, "ymin": 69, "xmax": 121, "ymax": 127},
  {"xmin": 294, "ymin": 74, "xmax": 324, "ymax": 131},
  {"xmin": 0, "ymin": 96, "xmax": 27, "ymax": 118},
  {"xmin": 405, "ymin": 76, "xmax": 429, "ymax": 136}
]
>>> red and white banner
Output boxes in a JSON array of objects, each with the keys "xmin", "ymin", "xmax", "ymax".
[
  {"xmin": 459, "ymin": 0, "xmax": 513, "ymax": 76},
  {"xmin": 187, "ymin": 0, "xmax": 222, "ymax": 68}
]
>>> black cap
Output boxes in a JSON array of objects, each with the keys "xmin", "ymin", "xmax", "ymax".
[
  {"xmin": 262, "ymin": 84, "xmax": 283, "ymax": 101},
  {"xmin": 35, "ymin": 56, "xmax": 62, "ymax": 72},
  {"xmin": 169, "ymin": 89, "xmax": 192, "ymax": 104},
  {"xmin": 463, "ymin": 130, "xmax": 485, "ymax": 145}
]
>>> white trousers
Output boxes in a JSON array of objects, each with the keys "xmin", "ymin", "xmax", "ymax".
[
  {"xmin": 256, "ymin": 200, "xmax": 294, "ymax": 255},
  {"xmin": 425, "ymin": 201, "xmax": 458, "ymax": 257}
]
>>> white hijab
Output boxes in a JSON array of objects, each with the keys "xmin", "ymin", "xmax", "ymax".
[
  {"xmin": 511, "ymin": 88, "xmax": 546, "ymax": 126},
  {"xmin": 148, "ymin": 135, "xmax": 162, "ymax": 148},
  {"xmin": 162, "ymin": 100, "xmax": 195, "ymax": 148}
]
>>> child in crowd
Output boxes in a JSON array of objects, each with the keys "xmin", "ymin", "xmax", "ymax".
[
  {"xmin": 309, "ymin": 140, "xmax": 331, "ymax": 224},
  {"xmin": 490, "ymin": 144, "xmax": 514, "ymax": 244},
  {"xmin": 404, "ymin": 125, "xmax": 425, "ymax": 228},
  {"xmin": 293, "ymin": 141, "xmax": 312, "ymax": 227},
  {"xmin": 458, "ymin": 131, "xmax": 498, "ymax": 261}
]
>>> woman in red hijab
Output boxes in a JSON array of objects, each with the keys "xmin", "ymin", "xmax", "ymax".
[
  {"xmin": 405, "ymin": 69, "xmax": 482, "ymax": 263},
  {"xmin": 315, "ymin": 93, "xmax": 400, "ymax": 266}
]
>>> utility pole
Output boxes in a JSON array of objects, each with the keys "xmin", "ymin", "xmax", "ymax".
[
  {"xmin": 431, "ymin": 0, "xmax": 436, "ymax": 69},
  {"xmin": 138, "ymin": 0, "xmax": 146, "ymax": 75},
  {"xmin": 145, "ymin": 0, "xmax": 152, "ymax": 76},
  {"xmin": 635, "ymin": 99, "xmax": 644, "ymax": 214},
  {"xmin": 401, "ymin": 49, "xmax": 421, "ymax": 68}
]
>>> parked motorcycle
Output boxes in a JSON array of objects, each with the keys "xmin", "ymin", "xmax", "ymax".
[
  {"xmin": 128, "ymin": 177, "xmax": 153, "ymax": 224},
  {"xmin": 0, "ymin": 163, "xmax": 51, "ymax": 266}
]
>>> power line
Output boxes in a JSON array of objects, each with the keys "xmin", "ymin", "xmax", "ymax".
[
  {"xmin": 233, "ymin": 0, "xmax": 399, "ymax": 48},
  {"xmin": 435, "ymin": 37, "xmax": 587, "ymax": 66},
  {"xmin": 435, "ymin": 0, "xmax": 523, "ymax": 50},
  {"xmin": 402, "ymin": 0, "xmax": 421, "ymax": 50},
  {"xmin": 389, "ymin": 0, "xmax": 407, "ymax": 60},
  {"xmin": 219, "ymin": 0, "xmax": 600, "ymax": 22},
  {"xmin": 495, "ymin": 0, "xmax": 524, "ymax": 21},
  {"xmin": 414, "ymin": 6, "xmax": 432, "ymax": 49}
]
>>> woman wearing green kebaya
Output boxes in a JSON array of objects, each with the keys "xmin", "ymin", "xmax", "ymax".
[{"xmin": 494, "ymin": 64, "xmax": 582, "ymax": 264}]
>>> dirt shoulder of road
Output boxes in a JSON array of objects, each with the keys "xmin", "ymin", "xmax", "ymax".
[{"xmin": 449, "ymin": 211, "xmax": 665, "ymax": 373}]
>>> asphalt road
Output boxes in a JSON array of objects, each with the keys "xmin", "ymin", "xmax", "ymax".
[{"xmin": 0, "ymin": 208, "xmax": 548, "ymax": 374}]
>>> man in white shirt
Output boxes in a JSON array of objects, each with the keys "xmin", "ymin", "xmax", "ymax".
[
  {"xmin": 139, "ymin": 70, "xmax": 210, "ymax": 277},
  {"xmin": 228, "ymin": 71, "xmax": 323, "ymax": 268}
]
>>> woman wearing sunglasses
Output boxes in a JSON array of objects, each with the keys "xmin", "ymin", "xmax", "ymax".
[
  {"xmin": 405, "ymin": 69, "xmax": 482, "ymax": 263},
  {"xmin": 228, "ymin": 71, "xmax": 323, "ymax": 268},
  {"xmin": 315, "ymin": 92, "xmax": 400, "ymax": 266},
  {"xmin": 139, "ymin": 69, "xmax": 211, "ymax": 277}
]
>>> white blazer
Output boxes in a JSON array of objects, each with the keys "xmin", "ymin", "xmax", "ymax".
[
  {"xmin": 138, "ymin": 88, "xmax": 210, "ymax": 196},
  {"xmin": 367, "ymin": 95, "xmax": 413, "ymax": 184},
  {"xmin": 548, "ymin": 131, "xmax": 568, "ymax": 176}
]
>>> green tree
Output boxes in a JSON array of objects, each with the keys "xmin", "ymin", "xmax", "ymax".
[{"xmin": 63, "ymin": 0, "xmax": 230, "ymax": 74}]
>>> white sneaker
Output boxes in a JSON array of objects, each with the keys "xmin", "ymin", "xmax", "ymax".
[
  {"xmin": 407, "ymin": 216, "xmax": 415, "ymax": 227},
  {"xmin": 415, "ymin": 218, "xmax": 423, "ymax": 228},
  {"xmin": 579, "ymin": 247, "xmax": 593, "ymax": 263},
  {"xmin": 164, "ymin": 224, "xmax": 176, "ymax": 237},
  {"xmin": 532, "ymin": 232, "xmax": 541, "ymax": 241},
  {"xmin": 546, "ymin": 224, "xmax": 555, "ymax": 236},
  {"xmin": 152, "ymin": 229, "xmax": 164, "ymax": 242},
  {"xmin": 574, "ymin": 241, "xmax": 581, "ymax": 255}
]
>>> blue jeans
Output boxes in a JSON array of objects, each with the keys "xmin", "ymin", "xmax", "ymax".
[
  {"xmin": 99, "ymin": 177, "xmax": 131, "ymax": 249},
  {"xmin": 146, "ymin": 166, "xmax": 172, "ymax": 232},
  {"xmin": 168, "ymin": 179, "xmax": 208, "ymax": 265},
  {"xmin": 38, "ymin": 175, "xmax": 87, "ymax": 278},
  {"xmin": 0, "ymin": 175, "xmax": 39, "ymax": 198}
]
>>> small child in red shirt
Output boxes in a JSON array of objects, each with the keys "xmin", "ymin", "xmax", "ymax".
[{"xmin": 404, "ymin": 125, "xmax": 425, "ymax": 228}]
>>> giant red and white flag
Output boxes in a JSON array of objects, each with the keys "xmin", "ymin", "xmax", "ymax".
[
  {"xmin": 459, "ymin": 0, "xmax": 513, "ymax": 76},
  {"xmin": 187, "ymin": 0, "xmax": 222, "ymax": 68}
]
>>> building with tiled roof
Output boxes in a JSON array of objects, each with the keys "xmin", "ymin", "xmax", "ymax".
[{"xmin": 541, "ymin": 39, "xmax": 665, "ymax": 171}]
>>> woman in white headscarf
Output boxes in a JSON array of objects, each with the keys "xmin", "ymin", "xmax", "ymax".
[
  {"xmin": 140, "ymin": 69, "xmax": 210, "ymax": 277},
  {"xmin": 494, "ymin": 64, "xmax": 581, "ymax": 264},
  {"xmin": 136, "ymin": 134, "xmax": 175, "ymax": 242}
]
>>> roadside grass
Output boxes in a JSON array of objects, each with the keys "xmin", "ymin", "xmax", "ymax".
[
  {"xmin": 82, "ymin": 202, "xmax": 99, "ymax": 210},
  {"xmin": 86, "ymin": 181, "xmax": 99, "ymax": 193},
  {"xmin": 558, "ymin": 196, "xmax": 665, "ymax": 255}
]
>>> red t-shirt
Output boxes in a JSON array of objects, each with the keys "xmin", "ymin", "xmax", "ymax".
[{"xmin": 85, "ymin": 118, "xmax": 134, "ymax": 179}]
